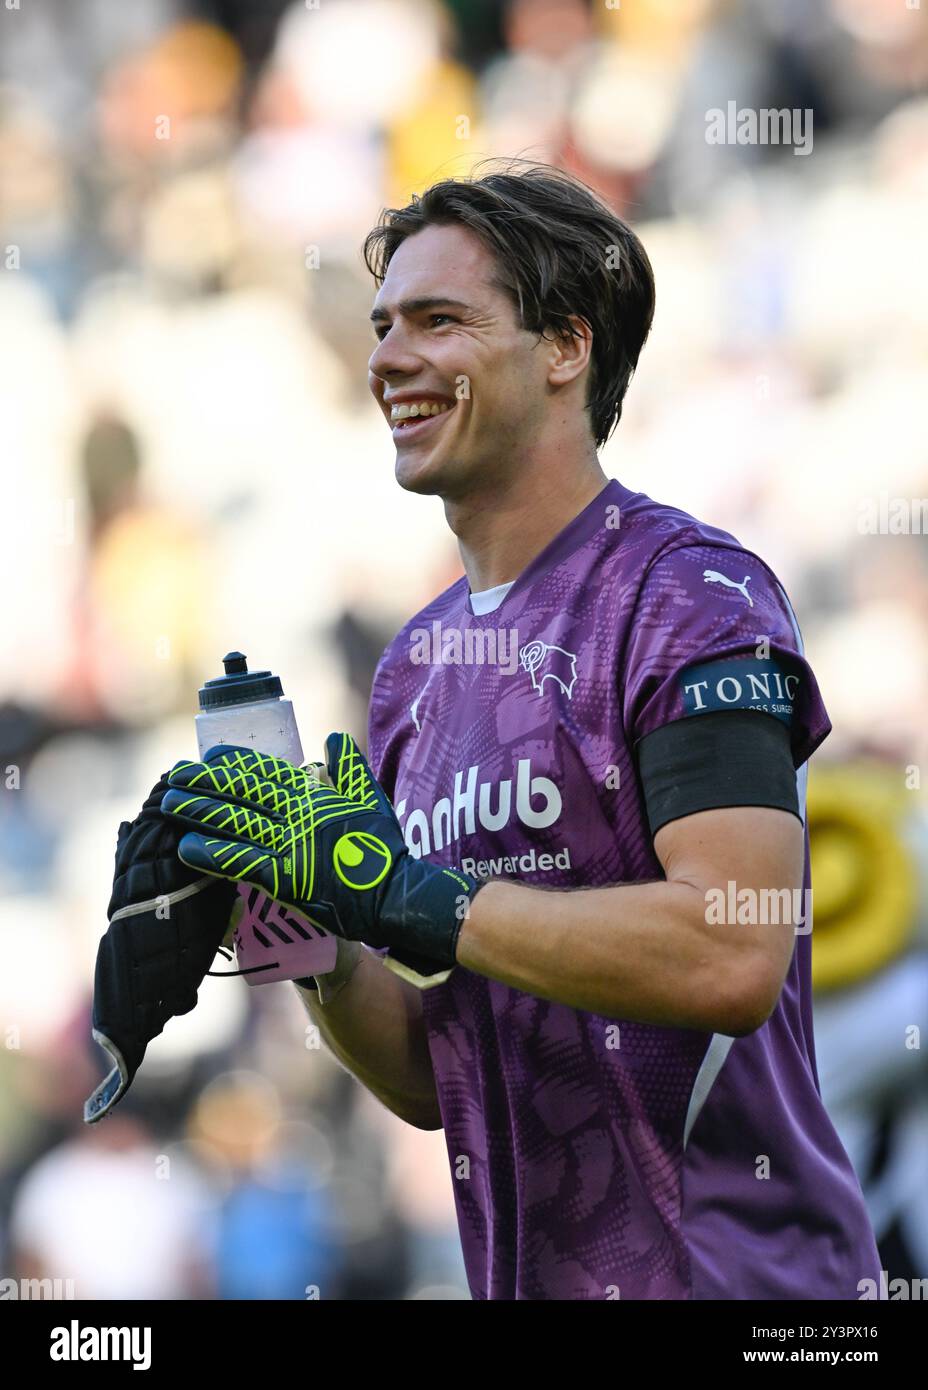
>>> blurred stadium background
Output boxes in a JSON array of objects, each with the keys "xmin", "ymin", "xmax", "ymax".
[{"xmin": 1, "ymin": 0, "xmax": 927, "ymax": 1300}]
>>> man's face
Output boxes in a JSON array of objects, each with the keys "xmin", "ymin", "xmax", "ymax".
[{"xmin": 367, "ymin": 223, "xmax": 554, "ymax": 499}]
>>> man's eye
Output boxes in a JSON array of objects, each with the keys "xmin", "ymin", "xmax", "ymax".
[
  {"xmin": 374, "ymin": 324, "xmax": 390, "ymax": 341},
  {"xmin": 429, "ymin": 314, "xmax": 454, "ymax": 327}
]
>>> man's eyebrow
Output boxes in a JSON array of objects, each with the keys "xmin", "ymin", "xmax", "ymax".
[{"xmin": 369, "ymin": 296, "xmax": 473, "ymax": 323}]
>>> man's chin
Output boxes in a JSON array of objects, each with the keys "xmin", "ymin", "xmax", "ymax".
[{"xmin": 394, "ymin": 450, "xmax": 451, "ymax": 497}]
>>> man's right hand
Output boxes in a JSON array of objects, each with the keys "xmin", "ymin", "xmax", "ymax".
[{"xmin": 83, "ymin": 774, "xmax": 237, "ymax": 1123}]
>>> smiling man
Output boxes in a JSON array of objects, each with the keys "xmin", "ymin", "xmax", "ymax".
[
  {"xmin": 177, "ymin": 163, "xmax": 879, "ymax": 1300},
  {"xmin": 284, "ymin": 163, "xmax": 882, "ymax": 1300}
]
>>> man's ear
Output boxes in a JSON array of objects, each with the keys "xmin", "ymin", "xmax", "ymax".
[{"xmin": 545, "ymin": 315, "xmax": 593, "ymax": 387}]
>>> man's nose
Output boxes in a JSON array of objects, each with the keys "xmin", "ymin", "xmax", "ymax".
[{"xmin": 368, "ymin": 323, "xmax": 421, "ymax": 382}]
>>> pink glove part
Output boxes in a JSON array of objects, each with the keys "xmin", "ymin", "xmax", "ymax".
[{"xmin": 231, "ymin": 885, "xmax": 338, "ymax": 985}]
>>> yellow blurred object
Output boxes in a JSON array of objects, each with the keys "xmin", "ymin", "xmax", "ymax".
[
  {"xmin": 386, "ymin": 59, "xmax": 482, "ymax": 207},
  {"xmin": 597, "ymin": 0, "xmax": 712, "ymax": 62},
  {"xmin": 808, "ymin": 763, "xmax": 917, "ymax": 993},
  {"xmin": 92, "ymin": 506, "xmax": 204, "ymax": 665},
  {"xmin": 88, "ymin": 504, "xmax": 211, "ymax": 721}
]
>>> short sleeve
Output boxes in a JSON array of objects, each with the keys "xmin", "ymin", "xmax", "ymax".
[
  {"xmin": 621, "ymin": 542, "xmax": 831, "ymax": 769},
  {"xmin": 367, "ymin": 646, "xmax": 399, "ymax": 801}
]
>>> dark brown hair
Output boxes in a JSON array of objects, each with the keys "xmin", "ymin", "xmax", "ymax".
[{"xmin": 362, "ymin": 160, "xmax": 656, "ymax": 449}]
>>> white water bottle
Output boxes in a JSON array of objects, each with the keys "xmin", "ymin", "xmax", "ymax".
[
  {"xmin": 196, "ymin": 650, "xmax": 304, "ymax": 765},
  {"xmin": 195, "ymin": 652, "xmax": 338, "ymax": 982}
]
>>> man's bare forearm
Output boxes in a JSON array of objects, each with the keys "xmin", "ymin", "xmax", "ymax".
[
  {"xmin": 456, "ymin": 877, "xmax": 734, "ymax": 1027},
  {"xmin": 295, "ymin": 948, "xmax": 442, "ymax": 1129},
  {"xmin": 456, "ymin": 808, "xmax": 803, "ymax": 1034}
]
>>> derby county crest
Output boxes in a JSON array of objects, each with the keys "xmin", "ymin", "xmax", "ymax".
[{"xmin": 519, "ymin": 640, "xmax": 578, "ymax": 699}]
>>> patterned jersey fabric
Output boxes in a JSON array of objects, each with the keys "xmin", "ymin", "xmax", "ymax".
[{"xmin": 368, "ymin": 478, "xmax": 881, "ymax": 1300}]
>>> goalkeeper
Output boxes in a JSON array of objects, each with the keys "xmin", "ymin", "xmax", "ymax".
[{"xmin": 90, "ymin": 162, "xmax": 881, "ymax": 1301}]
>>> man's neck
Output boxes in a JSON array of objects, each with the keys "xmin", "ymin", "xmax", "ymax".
[{"xmin": 448, "ymin": 458, "xmax": 609, "ymax": 593}]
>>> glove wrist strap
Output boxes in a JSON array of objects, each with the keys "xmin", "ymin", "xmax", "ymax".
[{"xmin": 381, "ymin": 859, "xmax": 484, "ymax": 968}]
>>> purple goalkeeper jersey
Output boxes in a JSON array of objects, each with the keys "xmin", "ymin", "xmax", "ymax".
[{"xmin": 368, "ymin": 478, "xmax": 880, "ymax": 1300}]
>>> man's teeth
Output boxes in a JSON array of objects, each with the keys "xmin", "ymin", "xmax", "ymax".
[{"xmin": 390, "ymin": 401, "xmax": 452, "ymax": 421}]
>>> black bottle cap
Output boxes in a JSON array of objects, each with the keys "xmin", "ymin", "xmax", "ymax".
[{"xmin": 198, "ymin": 652, "xmax": 283, "ymax": 710}]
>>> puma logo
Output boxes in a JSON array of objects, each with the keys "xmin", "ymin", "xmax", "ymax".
[{"xmin": 703, "ymin": 569, "xmax": 753, "ymax": 607}]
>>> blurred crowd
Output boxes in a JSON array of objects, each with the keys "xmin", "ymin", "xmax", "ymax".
[{"xmin": 1, "ymin": 0, "xmax": 927, "ymax": 1299}]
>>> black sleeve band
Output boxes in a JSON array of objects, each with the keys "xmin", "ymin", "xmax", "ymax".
[{"xmin": 634, "ymin": 709, "xmax": 801, "ymax": 838}]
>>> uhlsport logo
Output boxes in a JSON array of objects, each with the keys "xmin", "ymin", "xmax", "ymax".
[
  {"xmin": 519, "ymin": 640, "xmax": 578, "ymax": 699},
  {"xmin": 332, "ymin": 831, "xmax": 392, "ymax": 890}
]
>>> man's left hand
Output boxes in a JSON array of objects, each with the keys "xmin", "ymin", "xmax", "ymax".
[{"xmin": 160, "ymin": 733, "xmax": 483, "ymax": 976}]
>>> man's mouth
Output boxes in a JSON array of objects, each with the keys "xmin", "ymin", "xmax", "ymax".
[{"xmin": 389, "ymin": 399, "xmax": 455, "ymax": 441}]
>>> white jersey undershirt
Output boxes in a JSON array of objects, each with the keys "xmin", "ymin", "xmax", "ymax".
[{"xmin": 468, "ymin": 580, "xmax": 516, "ymax": 615}]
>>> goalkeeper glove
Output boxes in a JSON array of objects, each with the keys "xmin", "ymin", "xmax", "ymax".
[
  {"xmin": 160, "ymin": 733, "xmax": 483, "ymax": 983},
  {"xmin": 84, "ymin": 774, "xmax": 237, "ymax": 1123}
]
